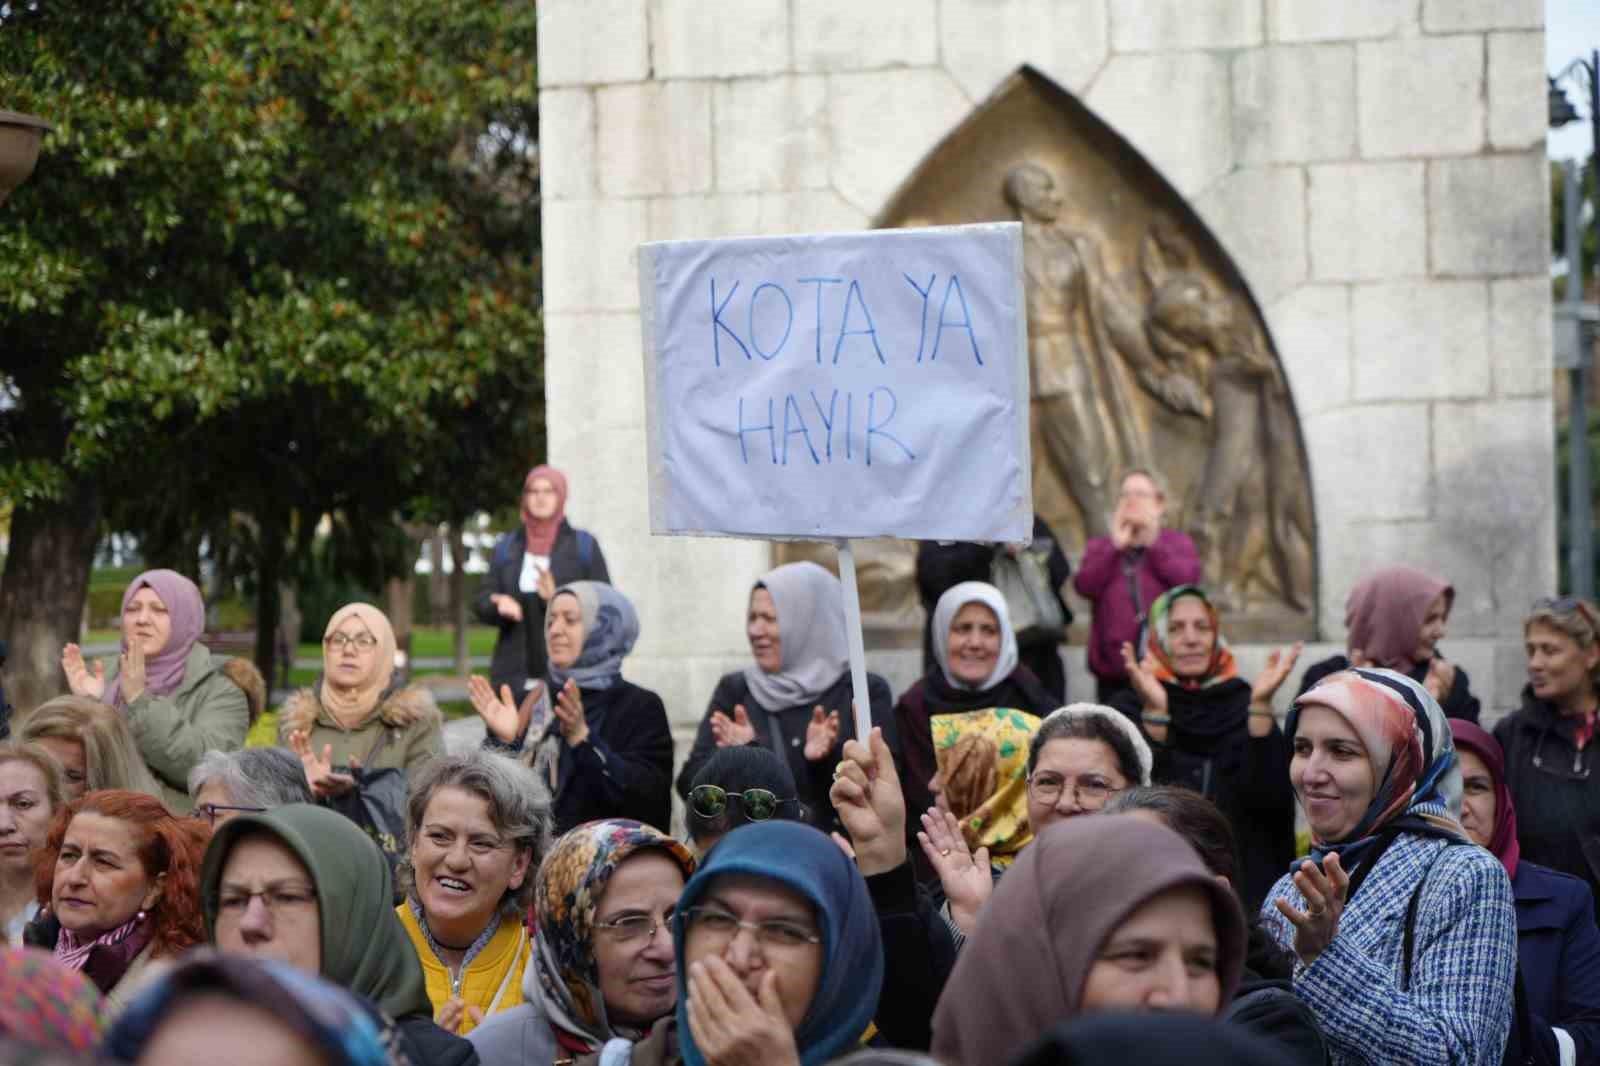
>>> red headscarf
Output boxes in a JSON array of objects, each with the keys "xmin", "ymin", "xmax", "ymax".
[
  {"xmin": 1344, "ymin": 565, "xmax": 1453, "ymax": 670},
  {"xmin": 521, "ymin": 465, "xmax": 568, "ymax": 556},
  {"xmin": 1448, "ymin": 719, "xmax": 1520, "ymax": 879}
]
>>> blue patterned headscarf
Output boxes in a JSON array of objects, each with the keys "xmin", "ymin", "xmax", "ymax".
[
  {"xmin": 104, "ymin": 951, "xmax": 399, "ymax": 1066},
  {"xmin": 673, "ymin": 821, "xmax": 884, "ymax": 1066},
  {"xmin": 547, "ymin": 581, "xmax": 639, "ymax": 691}
]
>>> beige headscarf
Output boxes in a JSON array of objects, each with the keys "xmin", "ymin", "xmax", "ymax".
[{"xmin": 319, "ymin": 603, "xmax": 397, "ymax": 725}]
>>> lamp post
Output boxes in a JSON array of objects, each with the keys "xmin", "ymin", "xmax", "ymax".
[
  {"xmin": 1551, "ymin": 52, "xmax": 1600, "ymax": 600},
  {"xmin": 0, "ymin": 109, "xmax": 52, "ymax": 207}
]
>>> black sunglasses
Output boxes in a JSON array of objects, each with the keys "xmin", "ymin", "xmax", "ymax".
[{"xmin": 689, "ymin": 785, "xmax": 794, "ymax": 822}]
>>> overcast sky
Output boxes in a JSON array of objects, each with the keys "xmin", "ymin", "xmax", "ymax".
[{"xmin": 1548, "ymin": 0, "xmax": 1600, "ymax": 161}]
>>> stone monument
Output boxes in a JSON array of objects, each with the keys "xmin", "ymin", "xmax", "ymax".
[{"xmin": 537, "ymin": 0, "xmax": 1554, "ymax": 740}]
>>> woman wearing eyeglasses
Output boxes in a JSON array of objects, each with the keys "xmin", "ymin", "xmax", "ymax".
[
  {"xmin": 618, "ymin": 820, "xmax": 882, "ymax": 1066},
  {"xmin": 471, "ymin": 582, "xmax": 673, "ymax": 834},
  {"xmin": 278, "ymin": 603, "xmax": 443, "ymax": 800},
  {"xmin": 1113, "ymin": 585, "xmax": 1300, "ymax": 911},
  {"xmin": 395, "ymin": 751, "xmax": 552, "ymax": 1036},
  {"xmin": 202, "ymin": 803, "xmax": 478, "ymax": 1064},
  {"xmin": 685, "ymin": 746, "xmax": 805, "ymax": 856},
  {"xmin": 467, "ymin": 818, "xmax": 696, "ymax": 1066},
  {"xmin": 1495, "ymin": 597, "xmax": 1600, "ymax": 908},
  {"xmin": 186, "ymin": 747, "xmax": 312, "ymax": 828}
]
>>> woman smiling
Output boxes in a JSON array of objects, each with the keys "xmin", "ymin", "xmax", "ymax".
[
  {"xmin": 1259, "ymin": 669, "xmax": 1515, "ymax": 1066},
  {"xmin": 396, "ymin": 751, "xmax": 552, "ymax": 1035},
  {"xmin": 895, "ymin": 582, "xmax": 1057, "ymax": 825}
]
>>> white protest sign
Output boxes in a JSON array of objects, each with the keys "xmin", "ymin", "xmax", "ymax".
[{"xmin": 639, "ymin": 223, "xmax": 1032, "ymax": 543}]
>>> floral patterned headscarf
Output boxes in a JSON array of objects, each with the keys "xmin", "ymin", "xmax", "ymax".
[
  {"xmin": 532, "ymin": 819, "xmax": 695, "ymax": 1056},
  {"xmin": 1141, "ymin": 585, "xmax": 1237, "ymax": 689},
  {"xmin": 932, "ymin": 708, "xmax": 1041, "ymax": 865}
]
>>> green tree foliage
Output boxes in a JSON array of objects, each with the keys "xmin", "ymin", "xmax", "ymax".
[{"xmin": 0, "ymin": 0, "xmax": 544, "ymax": 701}]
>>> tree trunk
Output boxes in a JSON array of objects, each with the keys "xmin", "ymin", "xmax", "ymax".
[
  {"xmin": 0, "ymin": 484, "xmax": 101, "ymax": 717},
  {"xmin": 448, "ymin": 523, "xmax": 469, "ymax": 676},
  {"xmin": 252, "ymin": 513, "xmax": 286, "ymax": 694},
  {"xmin": 428, "ymin": 530, "xmax": 447, "ymax": 625},
  {"xmin": 387, "ymin": 575, "xmax": 414, "ymax": 672}
]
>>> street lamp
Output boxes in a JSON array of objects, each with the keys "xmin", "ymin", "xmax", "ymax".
[
  {"xmin": 0, "ymin": 109, "xmax": 52, "ymax": 207},
  {"xmin": 1551, "ymin": 52, "xmax": 1600, "ymax": 599}
]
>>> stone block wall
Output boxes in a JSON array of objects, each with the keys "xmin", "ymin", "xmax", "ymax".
[{"xmin": 538, "ymin": 0, "xmax": 1554, "ymax": 735}]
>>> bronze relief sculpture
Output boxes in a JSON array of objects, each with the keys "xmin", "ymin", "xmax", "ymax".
[{"xmin": 782, "ymin": 67, "xmax": 1317, "ymax": 642}]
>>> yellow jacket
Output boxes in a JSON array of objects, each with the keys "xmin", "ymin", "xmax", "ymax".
[{"xmin": 396, "ymin": 904, "xmax": 531, "ymax": 1035}]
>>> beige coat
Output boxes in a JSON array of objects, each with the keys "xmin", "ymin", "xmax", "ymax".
[{"xmin": 276, "ymin": 683, "xmax": 444, "ymax": 774}]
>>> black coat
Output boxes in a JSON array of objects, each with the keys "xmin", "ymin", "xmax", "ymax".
[
  {"xmin": 1112, "ymin": 678, "xmax": 1296, "ymax": 912},
  {"xmin": 487, "ymin": 679, "xmax": 673, "ymax": 835},
  {"xmin": 396, "ymin": 1014, "xmax": 480, "ymax": 1066},
  {"xmin": 472, "ymin": 522, "xmax": 609, "ymax": 697},
  {"xmin": 864, "ymin": 861, "xmax": 958, "ymax": 1052},
  {"xmin": 675, "ymin": 669, "xmax": 896, "ymax": 833},
  {"xmin": 1496, "ymin": 687, "xmax": 1600, "ymax": 909},
  {"xmin": 1509, "ymin": 860, "xmax": 1600, "ymax": 1065},
  {"xmin": 1297, "ymin": 651, "xmax": 1480, "ymax": 724}
]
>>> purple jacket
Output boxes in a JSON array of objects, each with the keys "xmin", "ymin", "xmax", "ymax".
[{"xmin": 1073, "ymin": 528, "xmax": 1201, "ymax": 683}]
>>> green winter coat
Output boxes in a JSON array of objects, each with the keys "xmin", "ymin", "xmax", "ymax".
[
  {"xmin": 104, "ymin": 643, "xmax": 251, "ymax": 812},
  {"xmin": 276, "ymin": 683, "xmax": 444, "ymax": 775}
]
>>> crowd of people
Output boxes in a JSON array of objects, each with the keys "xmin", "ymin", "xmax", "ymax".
[{"xmin": 0, "ymin": 462, "xmax": 1597, "ymax": 1066}]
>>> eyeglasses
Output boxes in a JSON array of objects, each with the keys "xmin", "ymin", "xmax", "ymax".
[
  {"xmin": 679, "ymin": 906, "xmax": 821, "ymax": 949},
  {"xmin": 688, "ymin": 785, "xmax": 794, "ymax": 822},
  {"xmin": 213, "ymin": 885, "xmax": 318, "ymax": 918},
  {"xmin": 190, "ymin": 803, "xmax": 268, "ymax": 826},
  {"xmin": 1027, "ymin": 772, "xmax": 1122, "ymax": 811},
  {"xmin": 593, "ymin": 912, "xmax": 674, "ymax": 943},
  {"xmin": 1532, "ymin": 596, "xmax": 1600, "ymax": 633},
  {"xmin": 324, "ymin": 632, "xmax": 379, "ymax": 652}
]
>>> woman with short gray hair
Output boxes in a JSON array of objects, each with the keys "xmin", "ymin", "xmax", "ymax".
[
  {"xmin": 186, "ymin": 747, "xmax": 313, "ymax": 826},
  {"xmin": 395, "ymin": 750, "xmax": 552, "ymax": 1036}
]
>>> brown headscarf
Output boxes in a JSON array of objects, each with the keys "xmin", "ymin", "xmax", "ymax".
[
  {"xmin": 931, "ymin": 816, "xmax": 1247, "ymax": 1066},
  {"xmin": 1344, "ymin": 565, "xmax": 1453, "ymax": 670},
  {"xmin": 521, "ymin": 465, "xmax": 568, "ymax": 556},
  {"xmin": 318, "ymin": 603, "xmax": 397, "ymax": 725}
]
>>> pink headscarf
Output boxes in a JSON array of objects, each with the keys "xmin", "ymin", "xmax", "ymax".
[
  {"xmin": 521, "ymin": 465, "xmax": 568, "ymax": 556},
  {"xmin": 113, "ymin": 569, "xmax": 205, "ymax": 709},
  {"xmin": 1344, "ymin": 565, "xmax": 1453, "ymax": 670},
  {"xmin": 1449, "ymin": 720, "xmax": 1521, "ymax": 879}
]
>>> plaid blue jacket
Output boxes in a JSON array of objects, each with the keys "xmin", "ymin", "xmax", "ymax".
[{"xmin": 1260, "ymin": 832, "xmax": 1516, "ymax": 1066}]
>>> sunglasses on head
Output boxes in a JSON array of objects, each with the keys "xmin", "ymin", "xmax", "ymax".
[
  {"xmin": 689, "ymin": 784, "xmax": 794, "ymax": 822},
  {"xmin": 1532, "ymin": 596, "xmax": 1600, "ymax": 634}
]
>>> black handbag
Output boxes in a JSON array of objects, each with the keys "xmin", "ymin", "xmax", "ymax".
[{"xmin": 326, "ymin": 728, "xmax": 410, "ymax": 899}]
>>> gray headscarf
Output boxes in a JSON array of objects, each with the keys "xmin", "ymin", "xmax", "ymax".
[
  {"xmin": 547, "ymin": 582, "xmax": 639, "ymax": 691},
  {"xmin": 930, "ymin": 581, "xmax": 1020, "ymax": 692},
  {"xmin": 743, "ymin": 562, "xmax": 849, "ymax": 711}
]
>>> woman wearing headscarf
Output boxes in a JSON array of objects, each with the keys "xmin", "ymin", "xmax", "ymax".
[
  {"xmin": 1258, "ymin": 669, "xmax": 1516, "ymax": 1066},
  {"xmin": 930, "ymin": 816, "xmax": 1247, "ymax": 1066},
  {"xmin": 279, "ymin": 603, "xmax": 443, "ymax": 800},
  {"xmin": 60, "ymin": 570, "xmax": 255, "ymax": 812},
  {"xmin": 0, "ymin": 947, "xmax": 104, "ymax": 1053},
  {"xmin": 103, "ymin": 952, "xmax": 404, "ymax": 1066},
  {"xmin": 926, "ymin": 707, "xmax": 1040, "ymax": 869},
  {"xmin": 1114, "ymin": 585, "xmax": 1301, "ymax": 910},
  {"xmin": 894, "ymin": 582, "xmax": 1056, "ymax": 825},
  {"xmin": 471, "ymin": 582, "xmax": 672, "ymax": 833},
  {"xmin": 676, "ymin": 562, "xmax": 895, "ymax": 830},
  {"xmin": 474, "ymin": 465, "xmax": 611, "ymax": 701},
  {"xmin": 1297, "ymin": 565, "xmax": 1481, "ymax": 723},
  {"xmin": 468, "ymin": 819, "xmax": 696, "ymax": 1066},
  {"xmin": 1451, "ymin": 720, "xmax": 1600, "ymax": 1066},
  {"xmin": 660, "ymin": 820, "xmax": 884, "ymax": 1066},
  {"xmin": 1010, "ymin": 1013, "xmax": 1303, "ymax": 1066},
  {"xmin": 1494, "ymin": 597, "xmax": 1600, "ymax": 907},
  {"xmin": 202, "ymin": 803, "xmax": 477, "ymax": 1064}
]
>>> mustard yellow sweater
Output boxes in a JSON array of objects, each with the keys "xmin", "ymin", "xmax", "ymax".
[{"xmin": 396, "ymin": 904, "xmax": 531, "ymax": 1035}]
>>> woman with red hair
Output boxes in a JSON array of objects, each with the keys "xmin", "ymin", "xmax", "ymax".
[{"xmin": 23, "ymin": 790, "xmax": 210, "ymax": 1020}]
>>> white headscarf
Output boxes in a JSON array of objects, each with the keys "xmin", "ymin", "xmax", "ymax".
[
  {"xmin": 743, "ymin": 562, "xmax": 850, "ymax": 711},
  {"xmin": 1041, "ymin": 703, "xmax": 1155, "ymax": 786},
  {"xmin": 931, "ymin": 581, "xmax": 1020, "ymax": 692}
]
